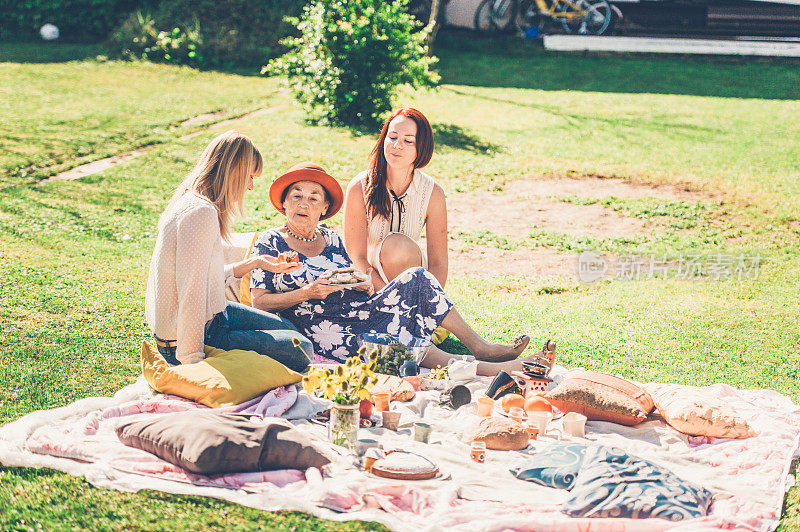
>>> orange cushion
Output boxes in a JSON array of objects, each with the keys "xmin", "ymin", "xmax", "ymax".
[
  {"xmin": 545, "ymin": 371, "xmax": 654, "ymax": 426},
  {"xmin": 238, "ymin": 232, "xmax": 260, "ymax": 307}
]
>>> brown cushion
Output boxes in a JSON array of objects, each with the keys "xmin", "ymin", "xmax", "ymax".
[
  {"xmin": 466, "ymin": 417, "xmax": 529, "ymax": 450},
  {"xmin": 545, "ymin": 371, "xmax": 654, "ymax": 426},
  {"xmin": 370, "ymin": 374, "xmax": 416, "ymax": 402},
  {"xmin": 116, "ymin": 410, "xmax": 332, "ymax": 475}
]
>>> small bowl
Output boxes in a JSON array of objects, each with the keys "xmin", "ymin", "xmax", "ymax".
[{"xmin": 359, "ymin": 333, "xmax": 431, "ymax": 374}]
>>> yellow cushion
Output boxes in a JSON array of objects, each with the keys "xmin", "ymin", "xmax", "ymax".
[
  {"xmin": 431, "ymin": 326, "xmax": 450, "ymax": 345},
  {"xmin": 141, "ymin": 341, "xmax": 302, "ymax": 408},
  {"xmin": 238, "ymin": 232, "xmax": 260, "ymax": 307}
]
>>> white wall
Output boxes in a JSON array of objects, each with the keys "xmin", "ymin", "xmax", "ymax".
[{"xmin": 444, "ymin": 0, "xmax": 484, "ymax": 29}]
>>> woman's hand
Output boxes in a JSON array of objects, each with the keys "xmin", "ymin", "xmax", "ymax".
[
  {"xmin": 355, "ymin": 267, "xmax": 376, "ymax": 296},
  {"xmin": 253, "ymin": 253, "xmax": 302, "ymax": 274},
  {"xmin": 303, "ymin": 278, "xmax": 347, "ymax": 300},
  {"xmin": 233, "ymin": 251, "xmax": 301, "ymax": 278}
]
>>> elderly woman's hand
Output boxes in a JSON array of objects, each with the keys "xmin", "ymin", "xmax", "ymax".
[
  {"xmin": 354, "ymin": 268, "xmax": 375, "ymax": 296},
  {"xmin": 234, "ymin": 253, "xmax": 302, "ymax": 278},
  {"xmin": 254, "ymin": 254, "xmax": 303, "ymax": 274},
  {"xmin": 303, "ymin": 277, "xmax": 348, "ymax": 300}
]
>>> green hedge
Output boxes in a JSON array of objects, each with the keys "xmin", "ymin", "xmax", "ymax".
[
  {"xmin": 149, "ymin": 0, "xmax": 304, "ymax": 66},
  {"xmin": 104, "ymin": 0, "xmax": 305, "ymax": 68},
  {"xmin": 0, "ymin": 0, "xmax": 153, "ymax": 41},
  {"xmin": 0, "ymin": 0, "xmax": 301, "ymax": 60}
]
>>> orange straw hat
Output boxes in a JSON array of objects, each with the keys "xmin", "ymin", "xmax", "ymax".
[{"xmin": 269, "ymin": 162, "xmax": 343, "ymax": 220}]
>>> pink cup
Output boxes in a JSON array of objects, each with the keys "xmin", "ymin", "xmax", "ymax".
[
  {"xmin": 477, "ymin": 397, "xmax": 495, "ymax": 417},
  {"xmin": 372, "ymin": 393, "xmax": 390, "ymax": 412}
]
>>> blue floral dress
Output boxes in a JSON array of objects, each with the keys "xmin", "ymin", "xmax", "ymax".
[{"xmin": 250, "ymin": 227, "xmax": 453, "ymax": 363}]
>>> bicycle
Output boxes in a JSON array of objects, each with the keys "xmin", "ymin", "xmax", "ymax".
[{"xmin": 474, "ymin": 0, "xmax": 615, "ymax": 36}]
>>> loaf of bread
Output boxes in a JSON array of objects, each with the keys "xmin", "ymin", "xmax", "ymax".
[{"xmin": 466, "ymin": 417, "xmax": 529, "ymax": 451}]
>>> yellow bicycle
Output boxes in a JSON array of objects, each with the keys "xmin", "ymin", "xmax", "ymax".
[{"xmin": 474, "ymin": 0, "xmax": 615, "ymax": 35}]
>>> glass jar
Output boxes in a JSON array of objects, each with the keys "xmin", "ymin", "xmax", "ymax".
[{"xmin": 329, "ymin": 403, "xmax": 360, "ymax": 451}]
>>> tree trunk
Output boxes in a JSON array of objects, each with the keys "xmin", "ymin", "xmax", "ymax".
[{"xmin": 425, "ymin": 0, "xmax": 443, "ymax": 55}]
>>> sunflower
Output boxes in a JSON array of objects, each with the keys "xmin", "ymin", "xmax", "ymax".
[{"xmin": 324, "ymin": 382, "xmax": 336, "ymax": 398}]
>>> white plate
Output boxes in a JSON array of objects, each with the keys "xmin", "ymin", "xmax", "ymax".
[
  {"xmin": 335, "ymin": 279, "xmax": 372, "ymax": 290},
  {"xmin": 495, "ymin": 403, "xmax": 563, "ymax": 419}
]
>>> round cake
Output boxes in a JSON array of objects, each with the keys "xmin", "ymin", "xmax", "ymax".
[{"xmin": 371, "ymin": 451, "xmax": 439, "ymax": 480}]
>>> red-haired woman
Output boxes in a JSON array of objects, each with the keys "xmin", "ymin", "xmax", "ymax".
[
  {"xmin": 343, "ymin": 108, "xmax": 529, "ymax": 358},
  {"xmin": 344, "ymin": 108, "xmax": 446, "ymax": 294}
]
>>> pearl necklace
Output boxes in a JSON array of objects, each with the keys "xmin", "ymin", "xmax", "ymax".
[{"xmin": 285, "ymin": 224, "xmax": 318, "ymax": 242}]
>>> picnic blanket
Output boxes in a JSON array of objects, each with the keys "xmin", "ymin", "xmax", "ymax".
[{"xmin": 1, "ymin": 369, "xmax": 798, "ymax": 532}]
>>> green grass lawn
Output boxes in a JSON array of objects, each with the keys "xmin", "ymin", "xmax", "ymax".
[{"xmin": 1, "ymin": 35, "xmax": 799, "ymax": 530}]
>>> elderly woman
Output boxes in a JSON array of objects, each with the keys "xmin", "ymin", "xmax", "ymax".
[{"xmin": 249, "ymin": 163, "xmax": 532, "ymax": 375}]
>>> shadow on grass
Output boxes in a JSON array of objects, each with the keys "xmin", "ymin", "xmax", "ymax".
[
  {"xmin": 432, "ymin": 123, "xmax": 502, "ymax": 154},
  {"xmin": 437, "ymin": 337, "xmax": 472, "ymax": 357},
  {"xmin": 442, "ymin": 86, "xmax": 725, "ymax": 135},
  {"xmin": 0, "ymin": 42, "xmax": 266, "ymax": 76},
  {"xmin": 0, "ymin": 42, "xmax": 105, "ymax": 63},
  {"xmin": 435, "ymin": 29, "xmax": 800, "ymax": 100}
]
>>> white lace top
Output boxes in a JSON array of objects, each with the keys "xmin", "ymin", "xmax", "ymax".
[
  {"xmin": 145, "ymin": 193, "xmax": 234, "ymax": 364},
  {"xmin": 356, "ymin": 169, "xmax": 435, "ymax": 248}
]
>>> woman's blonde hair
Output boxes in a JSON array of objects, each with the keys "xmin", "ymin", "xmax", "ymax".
[{"xmin": 166, "ymin": 130, "xmax": 263, "ymax": 239}]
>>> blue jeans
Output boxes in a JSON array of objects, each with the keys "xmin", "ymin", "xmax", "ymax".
[{"xmin": 204, "ymin": 302, "xmax": 313, "ymax": 373}]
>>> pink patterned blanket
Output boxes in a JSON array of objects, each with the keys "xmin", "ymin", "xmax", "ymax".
[
  {"xmin": 23, "ymin": 384, "xmax": 305, "ymax": 491},
  {"xmin": 1, "ymin": 378, "xmax": 798, "ymax": 532}
]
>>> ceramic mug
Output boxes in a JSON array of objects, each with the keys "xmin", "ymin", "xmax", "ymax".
[
  {"xmin": 528, "ymin": 411, "xmax": 553, "ymax": 435},
  {"xmin": 477, "ymin": 396, "xmax": 495, "ymax": 417},
  {"xmin": 382, "ymin": 410, "xmax": 401, "ymax": 431},
  {"xmin": 413, "ymin": 422, "xmax": 433, "ymax": 443},
  {"xmin": 372, "ymin": 393, "xmax": 390, "ymax": 412},
  {"xmin": 562, "ymin": 412, "xmax": 587, "ymax": 438},
  {"xmin": 440, "ymin": 384, "xmax": 471, "ymax": 409},
  {"xmin": 486, "ymin": 370, "xmax": 522, "ymax": 400}
]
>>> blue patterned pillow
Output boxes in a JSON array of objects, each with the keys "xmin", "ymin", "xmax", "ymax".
[
  {"xmin": 509, "ymin": 442, "xmax": 589, "ymax": 490},
  {"xmin": 561, "ymin": 446, "xmax": 713, "ymax": 520}
]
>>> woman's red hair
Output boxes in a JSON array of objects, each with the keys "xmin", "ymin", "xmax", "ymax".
[{"xmin": 364, "ymin": 108, "xmax": 434, "ymax": 219}]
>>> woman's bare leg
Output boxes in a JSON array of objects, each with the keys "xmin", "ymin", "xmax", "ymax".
[
  {"xmin": 420, "ymin": 344, "xmax": 533, "ymax": 376},
  {"xmin": 438, "ymin": 307, "xmax": 529, "ymax": 363}
]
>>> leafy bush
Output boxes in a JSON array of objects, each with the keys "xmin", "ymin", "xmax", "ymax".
[
  {"xmin": 267, "ymin": 0, "xmax": 440, "ymax": 128},
  {"xmin": 106, "ymin": 0, "xmax": 304, "ymax": 68},
  {"xmin": 0, "ymin": 0, "xmax": 150, "ymax": 41}
]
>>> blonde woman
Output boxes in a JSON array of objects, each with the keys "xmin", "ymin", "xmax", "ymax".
[{"xmin": 145, "ymin": 130, "xmax": 313, "ymax": 371}]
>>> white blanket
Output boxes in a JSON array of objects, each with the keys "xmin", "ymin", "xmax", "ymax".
[{"xmin": 1, "ymin": 370, "xmax": 798, "ymax": 532}]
